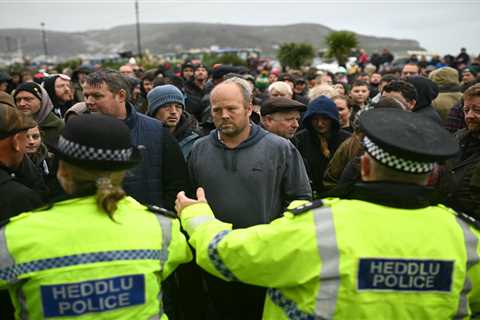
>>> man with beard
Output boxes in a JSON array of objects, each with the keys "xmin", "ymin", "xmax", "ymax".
[
  {"xmin": 42, "ymin": 74, "xmax": 74, "ymax": 118},
  {"xmin": 188, "ymin": 77, "xmax": 311, "ymax": 320},
  {"xmin": 439, "ymin": 83, "xmax": 480, "ymax": 218}
]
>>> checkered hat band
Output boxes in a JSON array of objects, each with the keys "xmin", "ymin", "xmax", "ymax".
[
  {"xmin": 363, "ymin": 136, "xmax": 434, "ymax": 174},
  {"xmin": 58, "ymin": 136, "xmax": 133, "ymax": 162}
]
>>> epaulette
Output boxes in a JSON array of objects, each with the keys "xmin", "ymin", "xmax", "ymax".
[
  {"xmin": 147, "ymin": 205, "xmax": 177, "ymax": 219},
  {"xmin": 455, "ymin": 210, "xmax": 480, "ymax": 230},
  {"xmin": 287, "ymin": 200, "xmax": 324, "ymax": 216}
]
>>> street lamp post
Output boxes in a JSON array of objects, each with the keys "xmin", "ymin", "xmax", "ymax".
[
  {"xmin": 135, "ymin": 0, "xmax": 142, "ymax": 58},
  {"xmin": 41, "ymin": 22, "xmax": 48, "ymax": 57}
]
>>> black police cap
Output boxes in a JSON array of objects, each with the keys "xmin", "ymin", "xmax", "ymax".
[{"xmin": 359, "ymin": 109, "xmax": 459, "ymax": 173}]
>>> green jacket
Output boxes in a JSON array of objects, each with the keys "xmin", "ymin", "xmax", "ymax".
[
  {"xmin": 0, "ymin": 196, "xmax": 192, "ymax": 319},
  {"xmin": 181, "ymin": 197, "xmax": 480, "ymax": 319}
]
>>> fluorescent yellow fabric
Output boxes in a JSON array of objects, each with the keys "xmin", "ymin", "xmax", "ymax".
[
  {"xmin": 181, "ymin": 199, "xmax": 480, "ymax": 319},
  {"xmin": 0, "ymin": 196, "xmax": 192, "ymax": 319}
]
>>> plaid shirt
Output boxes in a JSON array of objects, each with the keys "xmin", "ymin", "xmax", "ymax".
[{"xmin": 445, "ymin": 101, "xmax": 466, "ymax": 133}]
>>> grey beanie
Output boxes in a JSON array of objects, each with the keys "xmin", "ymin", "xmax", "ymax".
[{"xmin": 147, "ymin": 84, "xmax": 185, "ymax": 116}]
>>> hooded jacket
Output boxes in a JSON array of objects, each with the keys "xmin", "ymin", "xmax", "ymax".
[
  {"xmin": 43, "ymin": 75, "xmax": 74, "ymax": 118},
  {"xmin": 188, "ymin": 123, "xmax": 312, "ymax": 228},
  {"xmin": 405, "ymin": 76, "xmax": 443, "ymax": 125},
  {"xmin": 429, "ymin": 67, "xmax": 463, "ymax": 122},
  {"xmin": 293, "ymin": 96, "xmax": 351, "ymax": 196}
]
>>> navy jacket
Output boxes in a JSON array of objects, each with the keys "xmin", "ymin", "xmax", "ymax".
[{"xmin": 123, "ymin": 103, "xmax": 189, "ymax": 210}]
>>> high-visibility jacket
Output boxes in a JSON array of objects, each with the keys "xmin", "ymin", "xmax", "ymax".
[
  {"xmin": 180, "ymin": 198, "xmax": 480, "ymax": 319},
  {"xmin": 0, "ymin": 196, "xmax": 192, "ymax": 319}
]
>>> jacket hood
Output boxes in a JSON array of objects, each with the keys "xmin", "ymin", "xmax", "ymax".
[
  {"xmin": 209, "ymin": 123, "xmax": 269, "ymax": 172},
  {"xmin": 210, "ymin": 122, "xmax": 268, "ymax": 150},
  {"xmin": 429, "ymin": 67, "xmax": 460, "ymax": 87},
  {"xmin": 302, "ymin": 95, "xmax": 340, "ymax": 133},
  {"xmin": 406, "ymin": 76, "xmax": 439, "ymax": 109}
]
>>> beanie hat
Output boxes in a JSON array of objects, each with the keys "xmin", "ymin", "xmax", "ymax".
[
  {"xmin": 14, "ymin": 82, "xmax": 43, "ymax": 102},
  {"xmin": 147, "ymin": 84, "xmax": 185, "ymax": 117}
]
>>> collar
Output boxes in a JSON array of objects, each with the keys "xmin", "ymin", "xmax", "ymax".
[
  {"xmin": 331, "ymin": 181, "xmax": 440, "ymax": 209},
  {"xmin": 123, "ymin": 102, "xmax": 137, "ymax": 129}
]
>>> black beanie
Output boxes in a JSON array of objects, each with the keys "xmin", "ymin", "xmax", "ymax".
[{"xmin": 14, "ymin": 82, "xmax": 43, "ymax": 102}]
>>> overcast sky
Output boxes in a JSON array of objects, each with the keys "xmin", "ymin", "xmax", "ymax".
[{"xmin": 0, "ymin": 0, "xmax": 478, "ymax": 56}]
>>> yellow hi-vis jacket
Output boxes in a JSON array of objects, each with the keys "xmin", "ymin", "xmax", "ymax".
[
  {"xmin": 0, "ymin": 196, "xmax": 192, "ymax": 319},
  {"xmin": 180, "ymin": 199, "xmax": 480, "ymax": 319}
]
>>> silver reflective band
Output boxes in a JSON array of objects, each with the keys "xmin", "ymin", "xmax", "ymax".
[
  {"xmin": 0, "ymin": 228, "xmax": 14, "ymax": 273},
  {"xmin": 155, "ymin": 215, "xmax": 172, "ymax": 273},
  {"xmin": 185, "ymin": 216, "xmax": 216, "ymax": 233},
  {"xmin": 57, "ymin": 136, "xmax": 133, "ymax": 162},
  {"xmin": 363, "ymin": 136, "xmax": 434, "ymax": 174},
  {"xmin": 314, "ymin": 207, "xmax": 340, "ymax": 319},
  {"xmin": 454, "ymin": 217, "xmax": 480, "ymax": 318}
]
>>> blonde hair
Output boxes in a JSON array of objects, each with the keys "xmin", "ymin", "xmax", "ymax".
[
  {"xmin": 308, "ymin": 84, "xmax": 338, "ymax": 100},
  {"xmin": 61, "ymin": 162, "xmax": 126, "ymax": 220},
  {"xmin": 268, "ymin": 81, "xmax": 293, "ymax": 97}
]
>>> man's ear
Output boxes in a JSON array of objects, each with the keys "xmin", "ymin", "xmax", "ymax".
[
  {"xmin": 11, "ymin": 133, "xmax": 23, "ymax": 152},
  {"xmin": 408, "ymin": 99, "xmax": 417, "ymax": 111},
  {"xmin": 115, "ymin": 89, "xmax": 127, "ymax": 104}
]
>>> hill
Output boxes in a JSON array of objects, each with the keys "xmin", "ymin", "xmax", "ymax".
[{"xmin": 0, "ymin": 22, "xmax": 423, "ymax": 58}]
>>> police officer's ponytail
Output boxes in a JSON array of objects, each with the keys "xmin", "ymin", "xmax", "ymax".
[
  {"xmin": 59, "ymin": 161, "xmax": 126, "ymax": 220},
  {"xmin": 95, "ymin": 174, "xmax": 126, "ymax": 220}
]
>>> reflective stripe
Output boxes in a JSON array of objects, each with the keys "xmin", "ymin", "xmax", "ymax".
[
  {"xmin": 16, "ymin": 285, "xmax": 29, "ymax": 320},
  {"xmin": 208, "ymin": 230, "xmax": 238, "ymax": 281},
  {"xmin": 313, "ymin": 207, "xmax": 340, "ymax": 320},
  {"xmin": 454, "ymin": 217, "xmax": 480, "ymax": 319},
  {"xmin": 184, "ymin": 216, "xmax": 216, "ymax": 233},
  {"xmin": 0, "ymin": 227, "xmax": 14, "ymax": 272},
  {"xmin": 0, "ymin": 249, "xmax": 161, "ymax": 282},
  {"xmin": 267, "ymin": 288, "xmax": 314, "ymax": 320},
  {"xmin": 155, "ymin": 215, "xmax": 172, "ymax": 273}
]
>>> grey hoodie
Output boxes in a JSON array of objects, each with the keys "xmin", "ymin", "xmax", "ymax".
[{"xmin": 188, "ymin": 123, "xmax": 312, "ymax": 228}]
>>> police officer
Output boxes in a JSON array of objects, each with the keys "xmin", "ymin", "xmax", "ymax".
[
  {"xmin": 176, "ymin": 108, "xmax": 480, "ymax": 319},
  {"xmin": 0, "ymin": 114, "xmax": 192, "ymax": 319}
]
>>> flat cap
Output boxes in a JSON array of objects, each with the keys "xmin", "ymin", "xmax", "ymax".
[
  {"xmin": 261, "ymin": 97, "xmax": 306, "ymax": 116},
  {"xmin": 0, "ymin": 105, "xmax": 37, "ymax": 139},
  {"xmin": 359, "ymin": 108, "xmax": 459, "ymax": 173}
]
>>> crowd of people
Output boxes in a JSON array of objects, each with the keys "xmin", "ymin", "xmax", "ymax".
[{"xmin": 0, "ymin": 45, "xmax": 479, "ymax": 319}]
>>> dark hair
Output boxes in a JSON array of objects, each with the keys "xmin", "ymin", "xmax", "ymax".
[
  {"xmin": 381, "ymin": 74, "xmax": 398, "ymax": 83},
  {"xmin": 86, "ymin": 70, "xmax": 130, "ymax": 101},
  {"xmin": 383, "ymin": 80, "xmax": 417, "ymax": 102},
  {"xmin": 142, "ymin": 69, "xmax": 157, "ymax": 82},
  {"xmin": 351, "ymin": 80, "xmax": 369, "ymax": 88},
  {"xmin": 373, "ymin": 96, "xmax": 406, "ymax": 110}
]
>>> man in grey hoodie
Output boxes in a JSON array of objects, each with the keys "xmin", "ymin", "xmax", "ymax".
[{"xmin": 188, "ymin": 77, "xmax": 312, "ymax": 320}]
